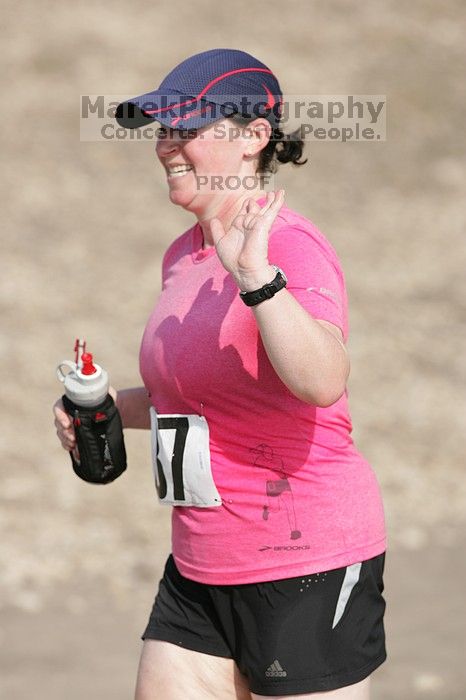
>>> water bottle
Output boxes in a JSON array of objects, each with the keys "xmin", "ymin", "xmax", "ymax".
[{"xmin": 56, "ymin": 339, "xmax": 127, "ymax": 484}]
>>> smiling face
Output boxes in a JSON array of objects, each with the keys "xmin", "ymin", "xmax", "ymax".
[{"xmin": 155, "ymin": 118, "xmax": 271, "ymax": 220}]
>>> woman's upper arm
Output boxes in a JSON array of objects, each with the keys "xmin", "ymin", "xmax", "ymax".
[{"xmin": 268, "ymin": 225, "xmax": 348, "ymax": 342}]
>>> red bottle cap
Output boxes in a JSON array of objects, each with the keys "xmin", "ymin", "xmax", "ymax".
[{"xmin": 81, "ymin": 352, "xmax": 97, "ymax": 375}]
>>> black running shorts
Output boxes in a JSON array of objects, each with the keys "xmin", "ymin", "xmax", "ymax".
[{"xmin": 142, "ymin": 553, "xmax": 387, "ymax": 696}]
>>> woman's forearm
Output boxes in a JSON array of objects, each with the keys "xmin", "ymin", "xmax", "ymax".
[
  {"xmin": 253, "ymin": 290, "xmax": 349, "ymax": 406},
  {"xmin": 236, "ymin": 266, "xmax": 349, "ymax": 407},
  {"xmin": 116, "ymin": 386, "xmax": 152, "ymax": 429}
]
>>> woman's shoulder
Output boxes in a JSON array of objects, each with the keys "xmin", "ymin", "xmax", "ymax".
[{"xmin": 270, "ymin": 204, "xmax": 342, "ymax": 265}]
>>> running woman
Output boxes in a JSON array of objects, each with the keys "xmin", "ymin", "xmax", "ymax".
[{"xmin": 54, "ymin": 49, "xmax": 387, "ymax": 699}]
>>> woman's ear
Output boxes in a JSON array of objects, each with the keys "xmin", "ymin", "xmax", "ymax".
[{"xmin": 244, "ymin": 119, "xmax": 272, "ymax": 157}]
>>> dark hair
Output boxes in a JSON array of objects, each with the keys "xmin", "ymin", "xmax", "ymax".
[
  {"xmin": 258, "ymin": 126, "xmax": 307, "ymax": 174},
  {"xmin": 228, "ymin": 116, "xmax": 307, "ymax": 174}
]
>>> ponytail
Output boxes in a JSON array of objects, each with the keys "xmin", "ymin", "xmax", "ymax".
[{"xmin": 260, "ymin": 127, "xmax": 307, "ymax": 173}]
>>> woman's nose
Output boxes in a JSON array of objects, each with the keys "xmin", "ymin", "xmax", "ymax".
[{"xmin": 156, "ymin": 133, "xmax": 181, "ymax": 157}]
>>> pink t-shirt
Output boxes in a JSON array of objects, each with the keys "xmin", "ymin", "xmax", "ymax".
[{"xmin": 139, "ymin": 203, "xmax": 386, "ymax": 584}]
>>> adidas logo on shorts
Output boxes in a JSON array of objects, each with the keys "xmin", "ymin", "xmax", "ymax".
[{"xmin": 265, "ymin": 659, "xmax": 287, "ymax": 677}]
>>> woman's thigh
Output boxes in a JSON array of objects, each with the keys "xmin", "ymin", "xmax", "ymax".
[
  {"xmin": 250, "ymin": 676, "xmax": 370, "ymax": 700},
  {"xmin": 134, "ymin": 639, "xmax": 252, "ymax": 700}
]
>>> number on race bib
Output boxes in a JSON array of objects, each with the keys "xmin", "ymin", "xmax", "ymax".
[
  {"xmin": 155, "ymin": 416, "xmax": 188, "ymax": 500},
  {"xmin": 150, "ymin": 407, "xmax": 222, "ymax": 508}
]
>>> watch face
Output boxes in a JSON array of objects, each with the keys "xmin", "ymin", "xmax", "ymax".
[{"xmin": 275, "ymin": 266, "xmax": 287, "ymax": 284}]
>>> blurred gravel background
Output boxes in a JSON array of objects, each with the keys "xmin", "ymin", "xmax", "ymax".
[{"xmin": 1, "ymin": 0, "xmax": 465, "ymax": 698}]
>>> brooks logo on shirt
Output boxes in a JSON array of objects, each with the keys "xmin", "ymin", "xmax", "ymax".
[{"xmin": 265, "ymin": 660, "xmax": 287, "ymax": 677}]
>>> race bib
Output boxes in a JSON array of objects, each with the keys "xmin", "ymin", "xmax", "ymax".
[{"xmin": 150, "ymin": 407, "xmax": 222, "ymax": 507}]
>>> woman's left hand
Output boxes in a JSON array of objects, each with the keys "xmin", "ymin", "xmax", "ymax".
[{"xmin": 210, "ymin": 190, "xmax": 285, "ymax": 290}]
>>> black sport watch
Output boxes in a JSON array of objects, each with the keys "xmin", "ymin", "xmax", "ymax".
[{"xmin": 239, "ymin": 266, "xmax": 287, "ymax": 307}]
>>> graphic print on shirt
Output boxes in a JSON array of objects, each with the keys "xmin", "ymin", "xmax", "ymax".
[{"xmin": 250, "ymin": 443, "xmax": 302, "ymax": 540}]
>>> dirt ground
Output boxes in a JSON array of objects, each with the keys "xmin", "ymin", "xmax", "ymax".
[{"xmin": 1, "ymin": 1, "xmax": 466, "ymax": 698}]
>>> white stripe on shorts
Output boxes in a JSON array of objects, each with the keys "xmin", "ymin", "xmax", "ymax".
[{"xmin": 331, "ymin": 562, "xmax": 362, "ymax": 629}]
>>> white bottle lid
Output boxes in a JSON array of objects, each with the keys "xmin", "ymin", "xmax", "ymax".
[{"xmin": 57, "ymin": 352, "xmax": 109, "ymax": 407}]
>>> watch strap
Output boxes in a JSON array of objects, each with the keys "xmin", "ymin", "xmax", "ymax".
[{"xmin": 239, "ymin": 266, "xmax": 287, "ymax": 307}]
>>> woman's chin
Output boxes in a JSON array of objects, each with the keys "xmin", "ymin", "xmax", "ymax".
[
  {"xmin": 167, "ymin": 186, "xmax": 209, "ymax": 214},
  {"xmin": 167, "ymin": 186, "xmax": 194, "ymax": 208}
]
